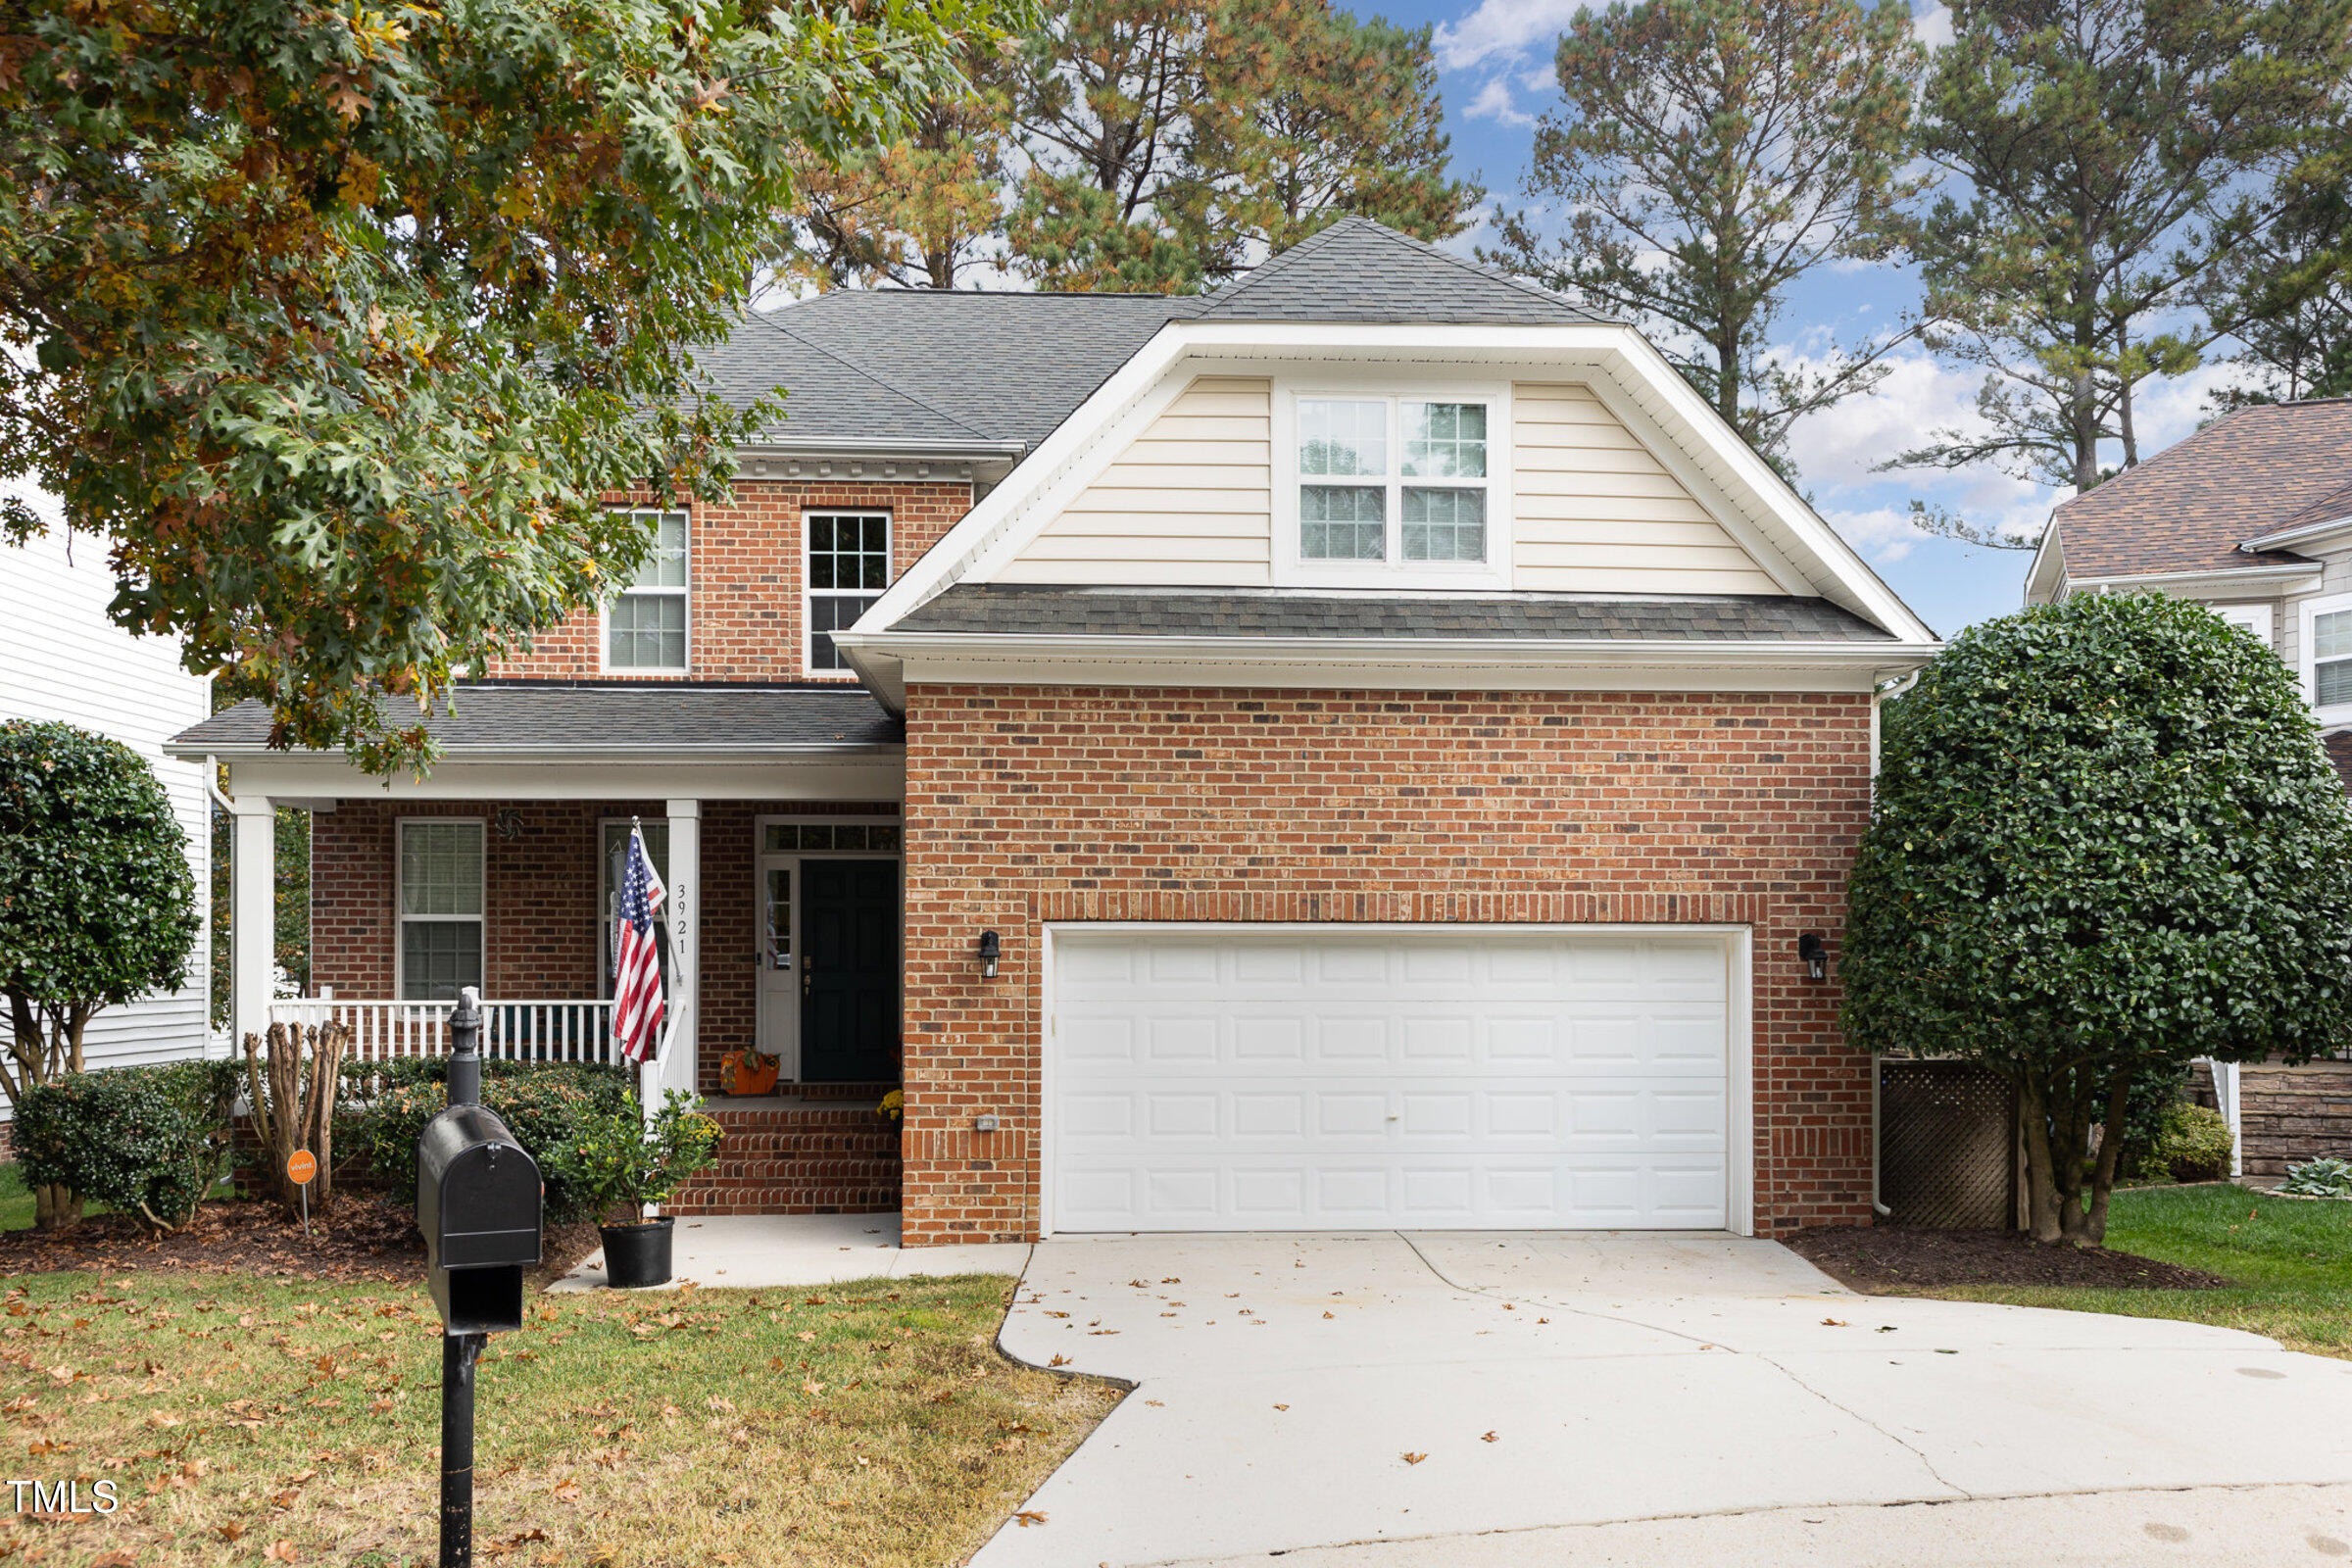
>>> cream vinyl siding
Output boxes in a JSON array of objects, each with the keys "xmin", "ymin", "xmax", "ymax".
[
  {"xmin": 1001, "ymin": 376, "xmax": 1274, "ymax": 585},
  {"xmin": 1511, "ymin": 383, "xmax": 1786, "ymax": 596},
  {"xmin": 1, "ymin": 524, "xmax": 215, "ymax": 1097}
]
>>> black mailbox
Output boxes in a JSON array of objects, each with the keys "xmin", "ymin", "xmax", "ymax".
[{"xmin": 416, "ymin": 1103, "xmax": 543, "ymax": 1335}]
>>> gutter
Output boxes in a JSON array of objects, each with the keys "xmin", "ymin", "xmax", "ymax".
[
  {"xmin": 2240, "ymin": 513, "xmax": 2352, "ymax": 554},
  {"xmin": 831, "ymin": 629, "xmax": 1943, "ymax": 668},
  {"xmin": 164, "ymin": 741, "xmax": 905, "ymax": 764}
]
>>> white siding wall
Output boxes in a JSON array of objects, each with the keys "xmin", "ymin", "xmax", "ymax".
[
  {"xmin": 0, "ymin": 527, "xmax": 215, "ymax": 1095},
  {"xmin": 998, "ymin": 373, "xmax": 1788, "ymax": 597},
  {"xmin": 1511, "ymin": 384, "xmax": 1785, "ymax": 596},
  {"xmin": 1000, "ymin": 376, "xmax": 1274, "ymax": 585}
]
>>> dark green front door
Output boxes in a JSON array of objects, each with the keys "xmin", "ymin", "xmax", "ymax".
[{"xmin": 798, "ymin": 858, "xmax": 901, "ymax": 1083}]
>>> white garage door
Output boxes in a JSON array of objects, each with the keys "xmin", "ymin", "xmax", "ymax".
[{"xmin": 1046, "ymin": 927, "xmax": 1739, "ymax": 1232}]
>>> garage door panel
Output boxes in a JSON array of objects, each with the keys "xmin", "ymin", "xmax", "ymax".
[{"xmin": 1049, "ymin": 929, "xmax": 1735, "ymax": 1231}]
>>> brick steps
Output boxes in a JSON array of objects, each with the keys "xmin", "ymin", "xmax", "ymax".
[{"xmin": 670, "ymin": 1100, "xmax": 902, "ymax": 1215}]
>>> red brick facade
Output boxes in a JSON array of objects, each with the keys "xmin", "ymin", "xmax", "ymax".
[
  {"xmin": 897, "ymin": 686, "xmax": 1876, "ymax": 1245},
  {"xmin": 486, "ymin": 479, "xmax": 972, "ymax": 682},
  {"xmin": 310, "ymin": 798, "xmax": 898, "ymax": 1098}
]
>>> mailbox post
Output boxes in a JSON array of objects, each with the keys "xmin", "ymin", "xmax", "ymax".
[{"xmin": 416, "ymin": 989, "xmax": 542, "ymax": 1568}]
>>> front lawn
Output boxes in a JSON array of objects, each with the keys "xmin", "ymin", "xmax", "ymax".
[
  {"xmin": 1930, "ymin": 1184, "xmax": 2352, "ymax": 1358},
  {"xmin": 0, "ymin": 1269, "xmax": 1115, "ymax": 1567}
]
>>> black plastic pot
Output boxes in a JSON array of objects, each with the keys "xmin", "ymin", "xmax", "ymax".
[{"xmin": 600, "ymin": 1217, "xmax": 674, "ymax": 1289}]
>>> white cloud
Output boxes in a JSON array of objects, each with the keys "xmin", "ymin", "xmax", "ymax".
[
  {"xmin": 1464, "ymin": 75, "xmax": 1537, "ymax": 128},
  {"xmin": 1911, "ymin": 2, "xmax": 1953, "ymax": 48},
  {"xmin": 1434, "ymin": 0, "xmax": 1583, "ymax": 72}
]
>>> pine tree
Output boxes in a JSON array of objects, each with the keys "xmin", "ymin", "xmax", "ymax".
[
  {"xmin": 1483, "ymin": 0, "xmax": 1927, "ymax": 473},
  {"xmin": 1890, "ymin": 0, "xmax": 2352, "ymax": 493}
]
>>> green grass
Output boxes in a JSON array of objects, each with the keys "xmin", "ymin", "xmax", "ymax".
[
  {"xmin": 0, "ymin": 1161, "xmax": 30, "ymax": 1231},
  {"xmin": 0, "ymin": 1269, "xmax": 1116, "ymax": 1567},
  {"xmin": 1931, "ymin": 1184, "xmax": 2352, "ymax": 1357}
]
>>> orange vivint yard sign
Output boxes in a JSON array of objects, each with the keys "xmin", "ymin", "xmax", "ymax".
[{"xmin": 286, "ymin": 1150, "xmax": 318, "ymax": 1186}]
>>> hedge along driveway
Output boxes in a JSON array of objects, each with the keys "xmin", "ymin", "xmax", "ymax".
[
  {"xmin": 1927, "ymin": 1184, "xmax": 2352, "ymax": 1357},
  {"xmin": 0, "ymin": 1268, "xmax": 1115, "ymax": 1566}
]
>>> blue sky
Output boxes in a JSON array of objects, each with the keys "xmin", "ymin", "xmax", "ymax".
[{"xmin": 1397, "ymin": 0, "xmax": 2250, "ymax": 638}]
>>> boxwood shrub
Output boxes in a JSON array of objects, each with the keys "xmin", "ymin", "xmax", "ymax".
[
  {"xmin": 341, "ymin": 1058, "xmax": 634, "ymax": 1226},
  {"xmin": 15, "ymin": 1059, "xmax": 241, "ymax": 1229}
]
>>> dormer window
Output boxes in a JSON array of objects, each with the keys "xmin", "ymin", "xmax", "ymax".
[{"xmin": 1280, "ymin": 384, "xmax": 1509, "ymax": 586}]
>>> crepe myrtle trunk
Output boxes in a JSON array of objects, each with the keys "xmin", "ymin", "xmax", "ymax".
[{"xmin": 2017, "ymin": 1061, "xmax": 2135, "ymax": 1246}]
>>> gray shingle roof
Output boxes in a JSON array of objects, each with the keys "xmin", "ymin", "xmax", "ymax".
[
  {"xmin": 168, "ymin": 684, "xmax": 904, "ymax": 756},
  {"xmin": 1189, "ymin": 217, "xmax": 1616, "ymax": 326},
  {"xmin": 695, "ymin": 219, "xmax": 1612, "ymax": 453},
  {"xmin": 888, "ymin": 584, "xmax": 1895, "ymax": 642}
]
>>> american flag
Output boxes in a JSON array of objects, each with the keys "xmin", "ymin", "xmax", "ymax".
[{"xmin": 612, "ymin": 824, "xmax": 666, "ymax": 1064}]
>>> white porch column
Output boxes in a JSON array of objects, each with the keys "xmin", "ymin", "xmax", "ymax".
[
  {"xmin": 229, "ymin": 794, "xmax": 275, "ymax": 1047},
  {"xmin": 658, "ymin": 799, "xmax": 701, "ymax": 1110}
]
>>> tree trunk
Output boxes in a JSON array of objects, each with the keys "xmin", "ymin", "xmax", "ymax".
[
  {"xmin": 32, "ymin": 1184, "xmax": 81, "ymax": 1232},
  {"xmin": 2019, "ymin": 1072, "xmax": 2063, "ymax": 1243},
  {"xmin": 2081, "ymin": 1069, "xmax": 2134, "ymax": 1247}
]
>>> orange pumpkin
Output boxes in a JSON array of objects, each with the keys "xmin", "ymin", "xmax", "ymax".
[{"xmin": 719, "ymin": 1048, "xmax": 779, "ymax": 1097}]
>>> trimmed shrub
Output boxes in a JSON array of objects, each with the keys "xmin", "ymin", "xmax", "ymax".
[
  {"xmin": 342, "ymin": 1060, "xmax": 633, "ymax": 1226},
  {"xmin": 14, "ymin": 1060, "xmax": 240, "ymax": 1229},
  {"xmin": 2132, "ymin": 1102, "xmax": 2235, "ymax": 1184}
]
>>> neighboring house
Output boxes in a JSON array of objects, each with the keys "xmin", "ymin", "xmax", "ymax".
[
  {"xmin": 169, "ymin": 219, "xmax": 1939, "ymax": 1243},
  {"xmin": 2025, "ymin": 396, "xmax": 2352, "ymax": 779},
  {"xmin": 2, "ymin": 524, "xmax": 216, "ymax": 1112},
  {"xmin": 2026, "ymin": 396, "xmax": 2352, "ymax": 1176}
]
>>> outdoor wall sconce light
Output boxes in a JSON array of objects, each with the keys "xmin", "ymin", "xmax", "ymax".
[
  {"xmin": 977, "ymin": 930, "xmax": 1002, "ymax": 980},
  {"xmin": 1797, "ymin": 933, "xmax": 1828, "ymax": 982},
  {"xmin": 495, "ymin": 808, "xmax": 524, "ymax": 842}
]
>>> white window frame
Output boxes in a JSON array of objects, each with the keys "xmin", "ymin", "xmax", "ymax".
[
  {"xmin": 394, "ymin": 817, "xmax": 486, "ymax": 1003},
  {"xmin": 2299, "ymin": 591, "xmax": 2352, "ymax": 725},
  {"xmin": 1272, "ymin": 374, "xmax": 1512, "ymax": 590},
  {"xmin": 2207, "ymin": 602, "xmax": 2275, "ymax": 649},
  {"xmin": 601, "ymin": 508, "xmax": 691, "ymax": 673},
  {"xmin": 804, "ymin": 509, "xmax": 893, "ymax": 677}
]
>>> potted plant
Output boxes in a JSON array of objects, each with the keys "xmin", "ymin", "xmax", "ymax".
[{"xmin": 549, "ymin": 1091, "xmax": 723, "ymax": 1289}]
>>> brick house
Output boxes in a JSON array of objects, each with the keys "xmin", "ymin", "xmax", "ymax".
[
  {"xmin": 2025, "ymin": 396, "xmax": 2352, "ymax": 1176},
  {"xmin": 172, "ymin": 219, "xmax": 1939, "ymax": 1243}
]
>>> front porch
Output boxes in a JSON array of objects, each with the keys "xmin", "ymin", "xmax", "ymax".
[{"xmin": 179, "ymin": 685, "xmax": 914, "ymax": 1217}]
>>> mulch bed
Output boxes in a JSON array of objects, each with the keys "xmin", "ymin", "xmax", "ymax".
[
  {"xmin": 0, "ymin": 1196, "xmax": 601, "ymax": 1289},
  {"xmin": 1786, "ymin": 1224, "xmax": 2230, "ymax": 1293}
]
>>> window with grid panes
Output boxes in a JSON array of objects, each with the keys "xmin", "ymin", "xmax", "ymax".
[
  {"xmin": 398, "ymin": 820, "xmax": 484, "ymax": 1001},
  {"xmin": 806, "ymin": 512, "xmax": 891, "ymax": 673},
  {"xmin": 607, "ymin": 510, "xmax": 688, "ymax": 668},
  {"xmin": 1297, "ymin": 398, "xmax": 1489, "ymax": 565}
]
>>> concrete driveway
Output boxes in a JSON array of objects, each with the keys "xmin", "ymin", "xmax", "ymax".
[{"xmin": 968, "ymin": 1232, "xmax": 2352, "ymax": 1568}]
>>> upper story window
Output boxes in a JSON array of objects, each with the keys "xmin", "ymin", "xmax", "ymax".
[
  {"xmin": 1280, "ymin": 385, "xmax": 1509, "ymax": 587},
  {"xmin": 807, "ymin": 511, "xmax": 890, "ymax": 674},
  {"xmin": 2306, "ymin": 594, "xmax": 2352, "ymax": 712},
  {"xmin": 607, "ymin": 509, "xmax": 689, "ymax": 670},
  {"xmin": 398, "ymin": 819, "xmax": 484, "ymax": 1002}
]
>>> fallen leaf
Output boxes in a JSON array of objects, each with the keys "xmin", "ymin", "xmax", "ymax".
[
  {"xmin": 1820, "ymin": 1318, "xmax": 1848, "ymax": 1327},
  {"xmin": 217, "ymin": 1522, "xmax": 246, "ymax": 1543},
  {"xmin": 263, "ymin": 1543, "xmax": 300, "ymax": 1563},
  {"xmin": 553, "ymin": 1478, "xmax": 583, "ymax": 1502},
  {"xmin": 1014, "ymin": 1510, "xmax": 1049, "ymax": 1528},
  {"xmin": 1272, "ymin": 1404, "xmax": 1289, "ymax": 1411},
  {"xmin": 1401, "ymin": 1451, "xmax": 1427, "ymax": 1465},
  {"xmin": 1481, "ymin": 1431, "xmax": 1498, "ymax": 1444},
  {"xmin": 1049, "ymin": 1354, "xmax": 1069, "ymax": 1367},
  {"xmin": 90, "ymin": 1555, "xmax": 137, "ymax": 1567}
]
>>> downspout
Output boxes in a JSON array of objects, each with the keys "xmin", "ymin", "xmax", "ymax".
[{"xmin": 1867, "ymin": 674, "xmax": 1920, "ymax": 1219}]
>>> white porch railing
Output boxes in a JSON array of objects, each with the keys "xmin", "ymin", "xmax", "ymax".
[{"xmin": 269, "ymin": 998, "xmax": 624, "ymax": 1068}]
